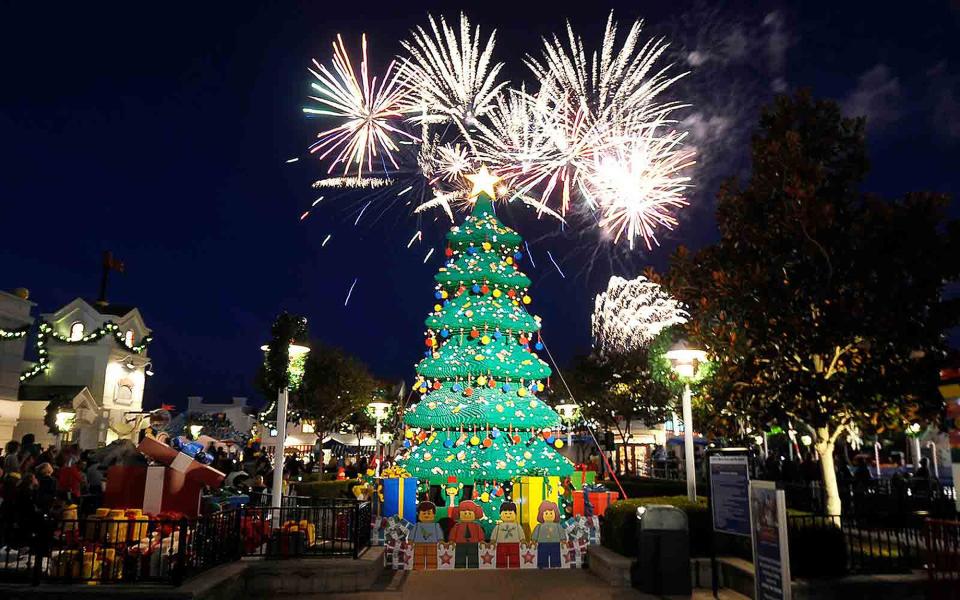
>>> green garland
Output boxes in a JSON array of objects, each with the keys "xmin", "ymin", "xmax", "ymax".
[
  {"xmin": 20, "ymin": 320, "xmax": 152, "ymax": 382},
  {"xmin": 0, "ymin": 325, "xmax": 30, "ymax": 340}
]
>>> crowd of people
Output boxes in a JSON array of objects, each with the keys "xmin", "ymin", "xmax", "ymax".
[{"xmin": 0, "ymin": 434, "xmax": 107, "ymax": 547}]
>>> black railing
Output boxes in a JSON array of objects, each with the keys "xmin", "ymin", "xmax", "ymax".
[
  {"xmin": 780, "ymin": 480, "xmax": 957, "ymax": 523},
  {"xmin": 924, "ymin": 519, "xmax": 960, "ymax": 599},
  {"xmin": 0, "ymin": 499, "xmax": 372, "ymax": 586},
  {"xmin": 787, "ymin": 514, "xmax": 927, "ymax": 576}
]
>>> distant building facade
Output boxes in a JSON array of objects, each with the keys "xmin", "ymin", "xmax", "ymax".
[{"xmin": 0, "ymin": 289, "xmax": 152, "ymax": 450}]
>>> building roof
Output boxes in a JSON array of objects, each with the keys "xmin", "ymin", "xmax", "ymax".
[
  {"xmin": 87, "ymin": 301, "xmax": 137, "ymax": 317},
  {"xmin": 18, "ymin": 385, "xmax": 89, "ymax": 402}
]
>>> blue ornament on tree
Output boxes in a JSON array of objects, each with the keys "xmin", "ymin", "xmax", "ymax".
[
  {"xmin": 472, "ymin": 284, "xmax": 481, "ymax": 294},
  {"xmin": 491, "ymin": 428, "xmax": 501, "ymax": 438},
  {"xmin": 514, "ymin": 252, "xmax": 523, "ymax": 260},
  {"xmin": 443, "ymin": 439, "xmax": 454, "ymax": 449},
  {"xmin": 440, "ymin": 328, "xmax": 450, "ymax": 338},
  {"xmin": 546, "ymin": 435, "xmax": 556, "ymax": 444},
  {"xmin": 468, "ymin": 246, "xmax": 478, "ymax": 255},
  {"xmin": 493, "ymin": 331, "xmax": 502, "ymax": 340},
  {"xmin": 502, "ymin": 383, "xmax": 512, "ymax": 393},
  {"xmin": 535, "ymin": 342, "xmax": 544, "ymax": 350},
  {"xmin": 434, "ymin": 291, "xmax": 443, "ymax": 300},
  {"xmin": 452, "ymin": 383, "xmax": 463, "ymax": 392},
  {"xmin": 403, "ymin": 439, "xmax": 412, "ymax": 448}
]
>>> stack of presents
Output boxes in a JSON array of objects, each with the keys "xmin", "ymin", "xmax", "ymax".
[
  {"xmin": 373, "ymin": 466, "xmax": 614, "ymax": 571},
  {"xmin": 34, "ymin": 434, "xmax": 230, "ymax": 581}
]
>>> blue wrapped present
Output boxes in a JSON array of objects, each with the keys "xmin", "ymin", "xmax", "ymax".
[{"xmin": 381, "ymin": 477, "xmax": 417, "ymax": 521}]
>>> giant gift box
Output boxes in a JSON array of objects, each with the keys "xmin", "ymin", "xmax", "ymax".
[
  {"xmin": 104, "ymin": 436, "xmax": 225, "ymax": 518},
  {"xmin": 571, "ymin": 489, "xmax": 619, "ymax": 517},
  {"xmin": 514, "ymin": 475, "xmax": 561, "ymax": 536},
  {"xmin": 569, "ymin": 466, "xmax": 597, "ymax": 489},
  {"xmin": 381, "ymin": 477, "xmax": 418, "ymax": 521}
]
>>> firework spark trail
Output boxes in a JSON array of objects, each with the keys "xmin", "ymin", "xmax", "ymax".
[
  {"xmin": 546, "ymin": 250, "xmax": 565, "ymax": 279},
  {"xmin": 344, "ymin": 277, "xmax": 358, "ymax": 306},
  {"xmin": 313, "ymin": 177, "xmax": 394, "ymax": 189},
  {"xmin": 406, "ymin": 230, "xmax": 423, "ymax": 248},
  {"xmin": 312, "ymin": 196, "xmax": 324, "ymax": 206},
  {"xmin": 591, "ymin": 275, "xmax": 687, "ymax": 355},
  {"xmin": 322, "ymin": 234, "xmax": 332, "ymax": 246},
  {"xmin": 304, "ymin": 33, "xmax": 416, "ymax": 176},
  {"xmin": 286, "ymin": 157, "xmax": 300, "ymax": 163},
  {"xmin": 423, "ymin": 248, "xmax": 434, "ymax": 263},
  {"xmin": 299, "ymin": 211, "xmax": 311, "ymax": 221},
  {"xmin": 353, "ymin": 200, "xmax": 372, "ymax": 225},
  {"xmin": 524, "ymin": 241, "xmax": 536, "ymax": 268}
]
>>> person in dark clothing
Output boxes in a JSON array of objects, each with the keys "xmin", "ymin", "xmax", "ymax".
[
  {"xmin": 853, "ymin": 457, "xmax": 872, "ymax": 485},
  {"xmin": 14, "ymin": 473, "xmax": 41, "ymax": 547},
  {"xmin": 914, "ymin": 457, "xmax": 931, "ymax": 480},
  {"xmin": 35, "ymin": 462, "xmax": 57, "ymax": 514}
]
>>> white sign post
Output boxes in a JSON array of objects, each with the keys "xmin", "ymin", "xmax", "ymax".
[{"xmin": 749, "ymin": 480, "xmax": 791, "ymax": 600}]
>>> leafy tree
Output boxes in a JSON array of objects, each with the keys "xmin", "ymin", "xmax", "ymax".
[
  {"xmin": 295, "ymin": 342, "xmax": 378, "ymax": 439},
  {"xmin": 567, "ymin": 346, "xmax": 675, "ymax": 446},
  {"xmin": 663, "ymin": 91, "xmax": 960, "ymax": 515}
]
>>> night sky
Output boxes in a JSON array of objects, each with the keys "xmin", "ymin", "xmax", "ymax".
[{"xmin": 2, "ymin": 1, "xmax": 958, "ymax": 410}]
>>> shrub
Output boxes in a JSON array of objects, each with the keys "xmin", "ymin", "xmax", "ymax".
[
  {"xmin": 787, "ymin": 518, "xmax": 847, "ymax": 577},
  {"xmin": 599, "ymin": 477, "xmax": 697, "ymax": 499},
  {"xmin": 293, "ymin": 479, "xmax": 359, "ymax": 499},
  {"xmin": 601, "ymin": 496, "xmax": 711, "ymax": 557}
]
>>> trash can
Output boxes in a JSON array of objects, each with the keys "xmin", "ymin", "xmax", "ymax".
[{"xmin": 633, "ymin": 504, "xmax": 691, "ymax": 595}]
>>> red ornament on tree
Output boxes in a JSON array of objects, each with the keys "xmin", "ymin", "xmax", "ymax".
[
  {"xmin": 481, "ymin": 284, "xmax": 489, "ymax": 294},
  {"xmin": 445, "ymin": 247, "xmax": 454, "ymax": 257},
  {"xmin": 470, "ymin": 328, "xmax": 480, "ymax": 339},
  {"xmin": 464, "ymin": 387, "xmax": 474, "ymax": 397},
  {"xmin": 507, "ymin": 289, "xmax": 516, "ymax": 298}
]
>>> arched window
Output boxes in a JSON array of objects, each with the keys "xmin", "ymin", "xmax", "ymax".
[
  {"xmin": 124, "ymin": 329, "xmax": 135, "ymax": 348},
  {"xmin": 69, "ymin": 321, "xmax": 85, "ymax": 341}
]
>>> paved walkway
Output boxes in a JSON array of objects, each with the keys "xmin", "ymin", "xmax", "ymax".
[{"xmin": 315, "ymin": 569, "xmax": 748, "ymax": 600}]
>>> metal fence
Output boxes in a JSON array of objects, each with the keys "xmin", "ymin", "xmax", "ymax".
[
  {"xmin": 0, "ymin": 499, "xmax": 372, "ymax": 586},
  {"xmin": 781, "ymin": 480, "xmax": 957, "ymax": 522},
  {"xmin": 787, "ymin": 514, "xmax": 927, "ymax": 576},
  {"xmin": 924, "ymin": 519, "xmax": 960, "ymax": 600}
]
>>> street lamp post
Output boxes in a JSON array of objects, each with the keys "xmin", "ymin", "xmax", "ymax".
[
  {"xmin": 555, "ymin": 403, "xmax": 580, "ymax": 447},
  {"xmin": 665, "ymin": 339, "xmax": 707, "ymax": 503},
  {"xmin": 262, "ymin": 342, "xmax": 310, "ymax": 513},
  {"xmin": 367, "ymin": 401, "xmax": 391, "ymax": 477}
]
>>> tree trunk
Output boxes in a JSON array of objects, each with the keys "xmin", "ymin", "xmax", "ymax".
[{"xmin": 816, "ymin": 427, "xmax": 842, "ymax": 516}]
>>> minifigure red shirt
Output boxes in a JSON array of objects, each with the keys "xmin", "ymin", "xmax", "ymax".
[{"xmin": 449, "ymin": 521, "xmax": 485, "ymax": 543}]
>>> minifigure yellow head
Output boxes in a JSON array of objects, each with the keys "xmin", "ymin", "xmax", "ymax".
[{"xmin": 499, "ymin": 501, "xmax": 518, "ymax": 523}]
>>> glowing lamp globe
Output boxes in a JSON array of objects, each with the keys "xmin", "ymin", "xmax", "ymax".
[
  {"xmin": 367, "ymin": 401, "xmax": 391, "ymax": 420},
  {"xmin": 665, "ymin": 339, "xmax": 707, "ymax": 378}
]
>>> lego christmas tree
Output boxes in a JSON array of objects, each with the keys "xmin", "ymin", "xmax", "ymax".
[{"xmin": 400, "ymin": 172, "xmax": 574, "ymax": 496}]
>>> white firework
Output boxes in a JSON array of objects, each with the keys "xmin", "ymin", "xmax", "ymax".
[
  {"xmin": 400, "ymin": 13, "xmax": 508, "ymax": 137},
  {"xmin": 581, "ymin": 124, "xmax": 695, "ymax": 249},
  {"xmin": 304, "ymin": 34, "xmax": 415, "ymax": 176},
  {"xmin": 312, "ymin": 177, "xmax": 395, "ymax": 189},
  {"xmin": 516, "ymin": 12, "xmax": 688, "ymax": 216},
  {"xmin": 591, "ymin": 275, "xmax": 688, "ymax": 356}
]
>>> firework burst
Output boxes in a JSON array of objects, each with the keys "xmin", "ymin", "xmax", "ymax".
[
  {"xmin": 399, "ymin": 14, "xmax": 508, "ymax": 136},
  {"xmin": 582, "ymin": 125, "xmax": 695, "ymax": 249},
  {"xmin": 304, "ymin": 34, "xmax": 416, "ymax": 176},
  {"xmin": 592, "ymin": 275, "xmax": 688, "ymax": 356}
]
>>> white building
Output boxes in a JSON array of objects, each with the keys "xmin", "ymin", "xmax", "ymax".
[
  {"xmin": 7, "ymin": 297, "xmax": 152, "ymax": 449},
  {"xmin": 185, "ymin": 396, "xmax": 255, "ymax": 435},
  {"xmin": 0, "ymin": 289, "xmax": 34, "ymax": 444}
]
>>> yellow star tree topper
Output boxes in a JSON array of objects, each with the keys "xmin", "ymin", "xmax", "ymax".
[{"xmin": 465, "ymin": 165, "xmax": 501, "ymax": 199}]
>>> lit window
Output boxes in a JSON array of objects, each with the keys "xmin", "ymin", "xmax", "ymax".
[
  {"xmin": 69, "ymin": 322, "xmax": 85, "ymax": 341},
  {"xmin": 301, "ymin": 422, "xmax": 315, "ymax": 434},
  {"xmin": 125, "ymin": 329, "xmax": 135, "ymax": 347}
]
